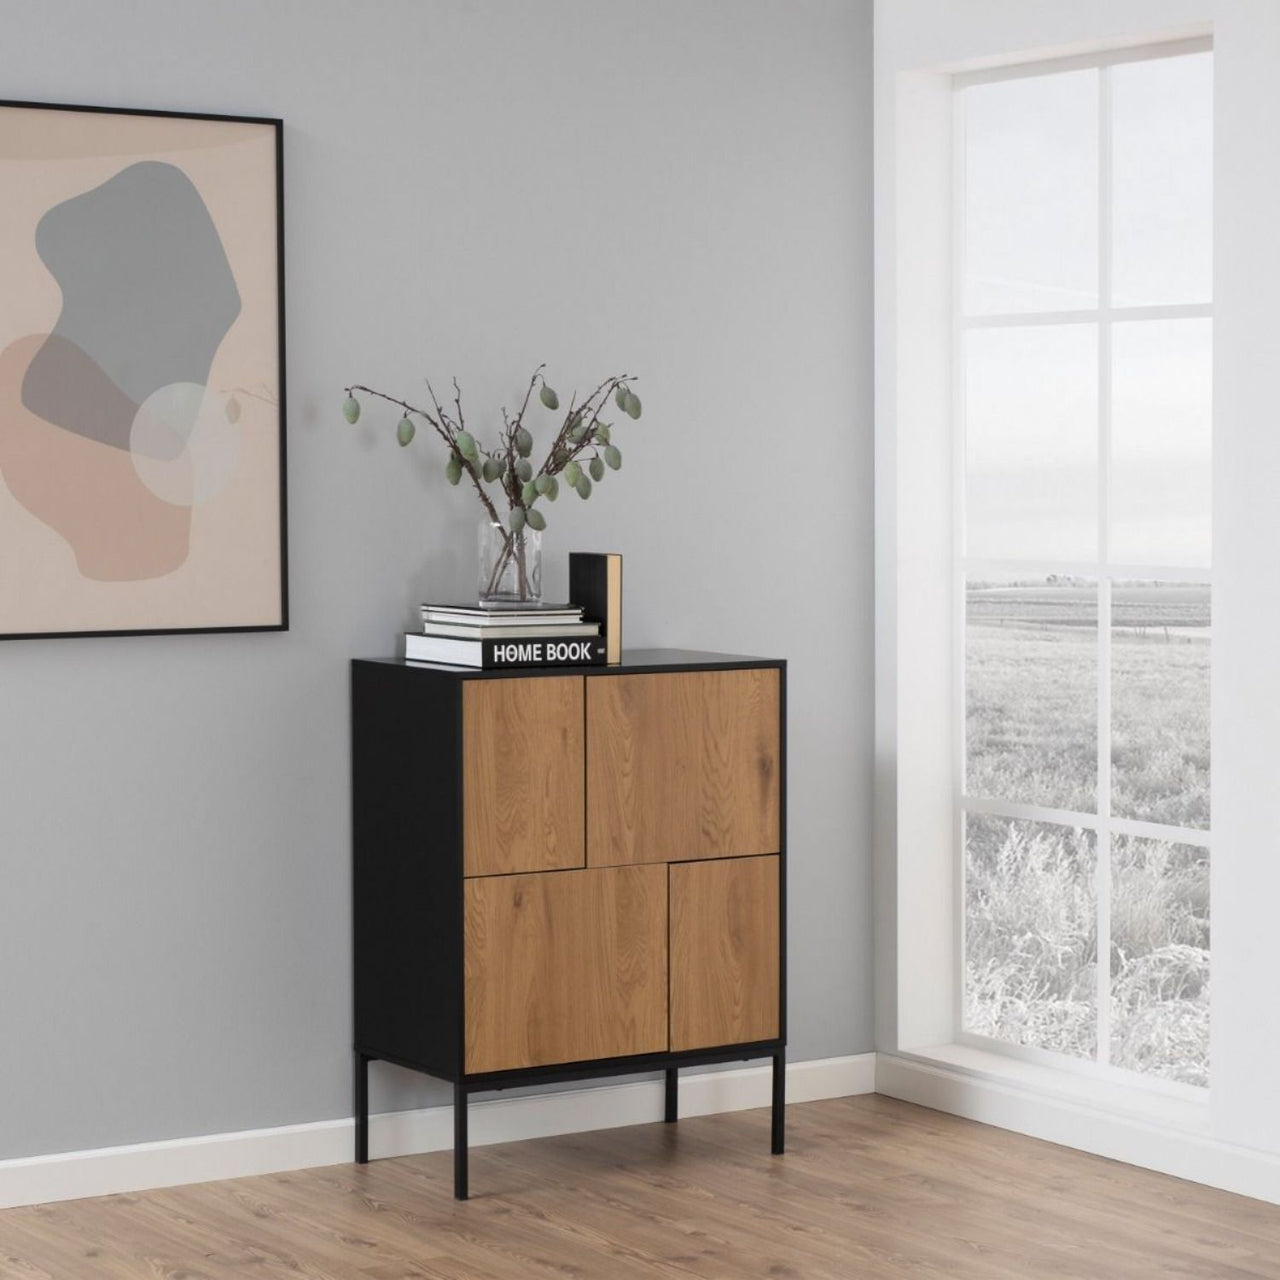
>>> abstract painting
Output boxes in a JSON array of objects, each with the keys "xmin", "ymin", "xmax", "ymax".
[{"xmin": 0, "ymin": 102, "xmax": 285, "ymax": 638}]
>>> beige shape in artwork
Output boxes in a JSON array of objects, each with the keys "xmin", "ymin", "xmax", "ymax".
[{"xmin": 0, "ymin": 334, "xmax": 192, "ymax": 582}]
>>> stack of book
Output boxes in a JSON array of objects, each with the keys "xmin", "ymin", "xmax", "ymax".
[{"xmin": 406, "ymin": 601, "xmax": 607, "ymax": 669}]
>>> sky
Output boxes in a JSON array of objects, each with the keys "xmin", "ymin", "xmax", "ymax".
[{"xmin": 961, "ymin": 52, "xmax": 1212, "ymax": 568}]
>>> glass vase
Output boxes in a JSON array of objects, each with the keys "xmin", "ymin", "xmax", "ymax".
[{"xmin": 478, "ymin": 520, "xmax": 541, "ymax": 603}]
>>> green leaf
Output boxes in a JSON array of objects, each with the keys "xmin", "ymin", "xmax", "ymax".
[
  {"xmin": 553, "ymin": 447, "xmax": 569, "ymax": 469},
  {"xmin": 540, "ymin": 384, "xmax": 560, "ymax": 411},
  {"xmin": 515, "ymin": 426, "xmax": 533, "ymax": 457},
  {"xmin": 396, "ymin": 416, "xmax": 416, "ymax": 446},
  {"xmin": 445, "ymin": 455, "xmax": 462, "ymax": 486},
  {"xmin": 526, "ymin": 507, "xmax": 547, "ymax": 532},
  {"xmin": 510, "ymin": 507, "xmax": 527, "ymax": 532},
  {"xmin": 456, "ymin": 430, "xmax": 479, "ymax": 461},
  {"xmin": 545, "ymin": 476, "xmax": 560, "ymax": 501},
  {"xmin": 567, "ymin": 412, "xmax": 586, "ymax": 443},
  {"xmin": 535, "ymin": 474, "xmax": 554, "ymax": 495},
  {"xmin": 521, "ymin": 480, "xmax": 538, "ymax": 505},
  {"xmin": 623, "ymin": 391, "xmax": 641, "ymax": 420},
  {"xmin": 342, "ymin": 395, "xmax": 361, "ymax": 424},
  {"xmin": 516, "ymin": 458, "xmax": 533, "ymax": 483},
  {"xmin": 575, "ymin": 474, "xmax": 593, "ymax": 499},
  {"xmin": 595, "ymin": 423, "xmax": 611, "ymax": 444},
  {"xmin": 614, "ymin": 386, "xmax": 627, "ymax": 410},
  {"xmin": 563, "ymin": 460, "xmax": 582, "ymax": 487},
  {"xmin": 482, "ymin": 457, "xmax": 503, "ymax": 482},
  {"xmin": 604, "ymin": 444, "xmax": 622, "ymax": 470},
  {"xmin": 589, "ymin": 456, "xmax": 605, "ymax": 482}
]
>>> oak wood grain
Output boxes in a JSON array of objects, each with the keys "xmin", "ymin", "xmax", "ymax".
[
  {"xmin": 463, "ymin": 675, "xmax": 585, "ymax": 877},
  {"xmin": 464, "ymin": 864, "xmax": 667, "ymax": 1073},
  {"xmin": 669, "ymin": 854, "xmax": 780, "ymax": 1051},
  {"xmin": 6, "ymin": 1098, "xmax": 1280, "ymax": 1279},
  {"xmin": 586, "ymin": 669, "xmax": 780, "ymax": 867}
]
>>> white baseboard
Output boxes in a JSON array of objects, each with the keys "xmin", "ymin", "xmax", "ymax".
[
  {"xmin": 12, "ymin": 1051, "xmax": 1280, "ymax": 1212},
  {"xmin": 0, "ymin": 1053, "xmax": 875, "ymax": 1211},
  {"xmin": 877, "ymin": 1051, "xmax": 1280, "ymax": 1205}
]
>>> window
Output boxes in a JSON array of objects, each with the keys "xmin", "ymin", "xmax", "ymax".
[{"xmin": 956, "ymin": 42, "xmax": 1212, "ymax": 1090}]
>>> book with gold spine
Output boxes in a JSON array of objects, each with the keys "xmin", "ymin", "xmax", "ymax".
[{"xmin": 569, "ymin": 552, "xmax": 622, "ymax": 665}]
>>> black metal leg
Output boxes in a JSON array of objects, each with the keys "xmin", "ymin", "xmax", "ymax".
[
  {"xmin": 664, "ymin": 1067, "xmax": 678, "ymax": 1123},
  {"xmin": 454, "ymin": 1084, "xmax": 469, "ymax": 1200},
  {"xmin": 354, "ymin": 1052, "xmax": 370, "ymax": 1164},
  {"xmin": 771, "ymin": 1052, "xmax": 785, "ymax": 1154}
]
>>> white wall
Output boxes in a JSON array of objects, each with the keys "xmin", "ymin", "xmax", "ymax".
[
  {"xmin": 0, "ymin": 0, "xmax": 874, "ymax": 1161},
  {"xmin": 876, "ymin": 0, "xmax": 1280, "ymax": 1162}
]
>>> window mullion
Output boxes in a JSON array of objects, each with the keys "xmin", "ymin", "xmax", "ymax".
[
  {"xmin": 962, "ymin": 302, "xmax": 1211, "ymax": 330},
  {"xmin": 952, "ymin": 84, "xmax": 970, "ymax": 1042},
  {"xmin": 1096, "ymin": 63, "xmax": 1114, "ymax": 1070}
]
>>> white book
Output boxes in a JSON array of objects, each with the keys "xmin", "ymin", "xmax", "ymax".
[
  {"xmin": 422, "ymin": 619, "xmax": 600, "ymax": 641},
  {"xmin": 421, "ymin": 601, "xmax": 581, "ymax": 622}
]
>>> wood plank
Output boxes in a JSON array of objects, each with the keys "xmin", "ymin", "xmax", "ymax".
[
  {"xmin": 464, "ymin": 864, "xmax": 667, "ymax": 1072},
  {"xmin": 586, "ymin": 669, "xmax": 780, "ymax": 867},
  {"xmin": 669, "ymin": 855, "xmax": 780, "ymax": 1050},
  {"xmin": 6, "ymin": 1099, "xmax": 1280, "ymax": 1280},
  {"xmin": 463, "ymin": 675, "xmax": 585, "ymax": 877}
]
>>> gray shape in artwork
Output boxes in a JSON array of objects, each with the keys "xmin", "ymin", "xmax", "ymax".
[
  {"xmin": 17, "ymin": 332, "xmax": 140, "ymax": 453},
  {"xmin": 22, "ymin": 160, "xmax": 241, "ymax": 447}
]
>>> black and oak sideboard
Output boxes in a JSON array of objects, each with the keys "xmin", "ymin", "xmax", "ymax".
[{"xmin": 351, "ymin": 650, "xmax": 787, "ymax": 1199}]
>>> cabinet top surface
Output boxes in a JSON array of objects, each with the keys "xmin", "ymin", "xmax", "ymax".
[{"xmin": 353, "ymin": 648, "xmax": 784, "ymax": 679}]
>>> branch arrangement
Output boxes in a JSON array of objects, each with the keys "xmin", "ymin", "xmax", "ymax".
[{"xmin": 341, "ymin": 366, "xmax": 642, "ymax": 598}]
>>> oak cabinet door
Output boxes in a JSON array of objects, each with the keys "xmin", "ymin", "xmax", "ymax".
[
  {"xmin": 463, "ymin": 676, "xmax": 585, "ymax": 877},
  {"xmin": 669, "ymin": 855, "xmax": 780, "ymax": 1052},
  {"xmin": 586, "ymin": 669, "xmax": 780, "ymax": 867},
  {"xmin": 464, "ymin": 865, "xmax": 668, "ymax": 1073}
]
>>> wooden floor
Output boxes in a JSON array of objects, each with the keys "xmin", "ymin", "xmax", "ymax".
[{"xmin": 3, "ymin": 1096, "xmax": 1280, "ymax": 1279}]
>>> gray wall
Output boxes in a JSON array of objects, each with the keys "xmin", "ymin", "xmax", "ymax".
[{"xmin": 0, "ymin": 0, "xmax": 873, "ymax": 1159}]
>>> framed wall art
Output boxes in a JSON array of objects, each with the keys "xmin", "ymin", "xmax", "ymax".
[{"xmin": 0, "ymin": 100, "xmax": 286, "ymax": 639}]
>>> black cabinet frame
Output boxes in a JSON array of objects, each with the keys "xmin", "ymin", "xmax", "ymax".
[{"xmin": 352, "ymin": 651, "xmax": 787, "ymax": 1200}]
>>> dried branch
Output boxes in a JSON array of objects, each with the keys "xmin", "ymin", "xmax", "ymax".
[{"xmin": 344, "ymin": 365, "xmax": 637, "ymax": 527}]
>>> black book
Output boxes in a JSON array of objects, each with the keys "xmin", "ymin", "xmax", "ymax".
[
  {"xmin": 405, "ymin": 632, "xmax": 606, "ymax": 669},
  {"xmin": 569, "ymin": 552, "xmax": 622, "ymax": 665}
]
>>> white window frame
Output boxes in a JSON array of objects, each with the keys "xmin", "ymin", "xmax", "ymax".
[{"xmin": 950, "ymin": 36, "xmax": 1213, "ymax": 1099}]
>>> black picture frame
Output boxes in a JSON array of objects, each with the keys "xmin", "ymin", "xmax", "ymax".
[{"xmin": 0, "ymin": 98, "xmax": 287, "ymax": 641}]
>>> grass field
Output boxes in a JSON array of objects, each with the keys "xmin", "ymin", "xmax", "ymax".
[
  {"xmin": 964, "ymin": 815, "xmax": 1097, "ymax": 1061},
  {"xmin": 1111, "ymin": 835, "xmax": 1209, "ymax": 1086},
  {"xmin": 962, "ymin": 579, "xmax": 1210, "ymax": 1086},
  {"xmin": 966, "ymin": 580, "xmax": 1210, "ymax": 825}
]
